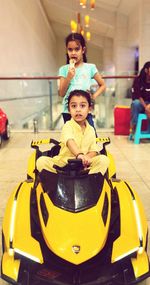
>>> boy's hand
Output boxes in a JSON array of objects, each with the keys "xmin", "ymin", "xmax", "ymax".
[{"xmin": 77, "ymin": 154, "xmax": 91, "ymax": 168}]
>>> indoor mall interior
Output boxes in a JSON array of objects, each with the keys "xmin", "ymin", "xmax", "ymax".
[{"xmin": 0, "ymin": 1, "xmax": 150, "ymax": 284}]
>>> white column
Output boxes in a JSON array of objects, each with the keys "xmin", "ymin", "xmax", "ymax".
[
  {"xmin": 103, "ymin": 38, "xmax": 114, "ymax": 74},
  {"xmin": 139, "ymin": 0, "xmax": 150, "ymax": 67},
  {"xmin": 103, "ymin": 38, "xmax": 115, "ymax": 128},
  {"xmin": 113, "ymin": 13, "xmax": 135, "ymax": 104}
]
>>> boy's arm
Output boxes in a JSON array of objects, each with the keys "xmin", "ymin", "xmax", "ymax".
[
  {"xmin": 67, "ymin": 137, "xmax": 98, "ymax": 166},
  {"xmin": 67, "ymin": 139, "xmax": 97, "ymax": 168},
  {"xmin": 66, "ymin": 139, "xmax": 82, "ymax": 157},
  {"xmin": 86, "ymin": 151, "xmax": 98, "ymax": 158}
]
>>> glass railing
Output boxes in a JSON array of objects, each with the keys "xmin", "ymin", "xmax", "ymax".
[{"xmin": 0, "ymin": 74, "xmax": 136, "ymax": 132}]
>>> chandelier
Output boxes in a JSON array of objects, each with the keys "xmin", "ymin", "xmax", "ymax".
[
  {"xmin": 70, "ymin": 0, "xmax": 96, "ymax": 41},
  {"xmin": 80, "ymin": 0, "xmax": 95, "ymax": 10}
]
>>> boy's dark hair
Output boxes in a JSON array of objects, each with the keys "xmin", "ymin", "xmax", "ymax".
[
  {"xmin": 65, "ymin": 33, "xmax": 87, "ymax": 64},
  {"xmin": 68, "ymin": 89, "xmax": 91, "ymax": 107}
]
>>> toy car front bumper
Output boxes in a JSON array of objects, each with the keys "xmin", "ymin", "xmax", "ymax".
[{"xmin": 2, "ymin": 259, "xmax": 150, "ymax": 285}]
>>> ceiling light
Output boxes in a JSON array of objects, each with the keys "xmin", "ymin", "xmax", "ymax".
[
  {"xmin": 86, "ymin": 31, "xmax": 91, "ymax": 41},
  {"xmin": 70, "ymin": 20, "xmax": 77, "ymax": 33},
  {"xmin": 81, "ymin": 0, "xmax": 87, "ymax": 8},
  {"xmin": 90, "ymin": 0, "xmax": 95, "ymax": 10},
  {"xmin": 84, "ymin": 15, "xmax": 90, "ymax": 27}
]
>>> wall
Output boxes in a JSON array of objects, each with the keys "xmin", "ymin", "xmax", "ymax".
[
  {"xmin": 0, "ymin": 0, "xmax": 57, "ymax": 75},
  {"xmin": 0, "ymin": 0, "xmax": 58, "ymax": 129},
  {"xmin": 0, "ymin": 0, "xmax": 140, "ymax": 130},
  {"xmin": 128, "ymin": 7, "xmax": 139, "ymax": 48}
]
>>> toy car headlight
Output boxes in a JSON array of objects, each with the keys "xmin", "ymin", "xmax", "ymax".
[{"xmin": 14, "ymin": 248, "xmax": 41, "ymax": 263}]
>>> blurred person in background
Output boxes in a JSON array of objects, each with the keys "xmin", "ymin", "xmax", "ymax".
[{"xmin": 129, "ymin": 61, "xmax": 150, "ymax": 139}]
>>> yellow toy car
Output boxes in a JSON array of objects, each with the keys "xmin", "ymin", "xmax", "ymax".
[{"xmin": 1, "ymin": 138, "xmax": 150, "ymax": 285}]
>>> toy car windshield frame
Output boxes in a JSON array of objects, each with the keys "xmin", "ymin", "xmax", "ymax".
[{"xmin": 40, "ymin": 170, "xmax": 104, "ymax": 213}]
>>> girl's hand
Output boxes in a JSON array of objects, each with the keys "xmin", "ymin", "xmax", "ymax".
[{"xmin": 77, "ymin": 154, "xmax": 91, "ymax": 168}]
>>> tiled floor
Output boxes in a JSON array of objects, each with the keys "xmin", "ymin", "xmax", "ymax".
[{"xmin": 0, "ymin": 131, "xmax": 150, "ymax": 285}]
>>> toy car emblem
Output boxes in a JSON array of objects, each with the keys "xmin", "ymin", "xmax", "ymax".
[{"xmin": 72, "ymin": 245, "xmax": 80, "ymax": 254}]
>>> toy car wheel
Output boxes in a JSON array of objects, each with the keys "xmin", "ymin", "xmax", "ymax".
[{"xmin": 3, "ymin": 121, "xmax": 10, "ymax": 140}]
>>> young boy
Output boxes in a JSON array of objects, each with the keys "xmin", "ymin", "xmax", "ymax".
[{"xmin": 36, "ymin": 90, "xmax": 109, "ymax": 175}]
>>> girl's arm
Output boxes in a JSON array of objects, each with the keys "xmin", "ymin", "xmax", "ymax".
[
  {"xmin": 59, "ymin": 77, "xmax": 70, "ymax": 97},
  {"xmin": 92, "ymin": 73, "xmax": 106, "ymax": 100},
  {"xmin": 59, "ymin": 67, "xmax": 75, "ymax": 97}
]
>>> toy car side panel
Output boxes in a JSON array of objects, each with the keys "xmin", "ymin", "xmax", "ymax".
[
  {"xmin": 111, "ymin": 180, "xmax": 148, "ymax": 262},
  {"xmin": 36, "ymin": 179, "xmax": 111, "ymax": 265},
  {"xmin": 2, "ymin": 181, "xmax": 43, "ymax": 281},
  {"xmin": 1, "ymin": 253, "xmax": 20, "ymax": 282},
  {"xmin": 2, "ymin": 183, "xmax": 22, "ymax": 282},
  {"xmin": 130, "ymin": 186, "xmax": 148, "ymax": 248},
  {"xmin": 106, "ymin": 150, "xmax": 116, "ymax": 178},
  {"xmin": 2, "ymin": 183, "xmax": 22, "ymax": 250},
  {"xmin": 130, "ymin": 184, "xmax": 150, "ymax": 278},
  {"xmin": 27, "ymin": 151, "xmax": 36, "ymax": 179},
  {"xmin": 12, "ymin": 181, "xmax": 43, "ymax": 263},
  {"xmin": 131, "ymin": 251, "xmax": 149, "ymax": 278}
]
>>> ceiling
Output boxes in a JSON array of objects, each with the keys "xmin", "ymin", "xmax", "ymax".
[{"xmin": 40, "ymin": 0, "xmax": 137, "ymax": 48}]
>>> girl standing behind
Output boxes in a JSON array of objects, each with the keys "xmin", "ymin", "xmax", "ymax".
[{"xmin": 58, "ymin": 32, "xmax": 106, "ymax": 129}]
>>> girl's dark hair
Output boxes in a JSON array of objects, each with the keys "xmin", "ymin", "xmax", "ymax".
[
  {"xmin": 68, "ymin": 89, "xmax": 91, "ymax": 107},
  {"xmin": 65, "ymin": 33, "xmax": 87, "ymax": 64},
  {"xmin": 138, "ymin": 61, "xmax": 150, "ymax": 84}
]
